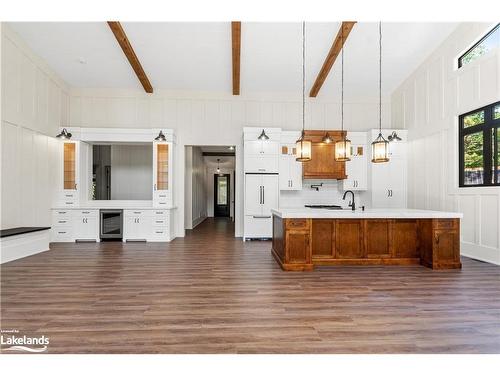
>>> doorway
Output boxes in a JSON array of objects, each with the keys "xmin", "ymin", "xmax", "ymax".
[{"xmin": 214, "ymin": 174, "xmax": 230, "ymax": 217}]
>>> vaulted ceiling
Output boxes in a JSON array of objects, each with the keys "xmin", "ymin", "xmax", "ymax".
[{"xmin": 8, "ymin": 22, "xmax": 458, "ymax": 99}]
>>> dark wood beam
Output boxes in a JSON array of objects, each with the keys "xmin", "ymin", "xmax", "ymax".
[
  {"xmin": 231, "ymin": 21, "xmax": 241, "ymax": 95},
  {"xmin": 202, "ymin": 152, "xmax": 235, "ymax": 157},
  {"xmin": 107, "ymin": 21, "xmax": 153, "ymax": 93},
  {"xmin": 309, "ymin": 21, "xmax": 356, "ymax": 98}
]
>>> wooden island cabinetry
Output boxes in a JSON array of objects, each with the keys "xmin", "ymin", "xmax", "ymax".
[{"xmin": 272, "ymin": 210, "xmax": 462, "ymax": 271}]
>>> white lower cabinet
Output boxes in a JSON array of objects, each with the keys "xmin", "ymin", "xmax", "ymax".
[
  {"xmin": 73, "ymin": 210, "xmax": 99, "ymax": 241},
  {"xmin": 51, "ymin": 208, "xmax": 173, "ymax": 243}
]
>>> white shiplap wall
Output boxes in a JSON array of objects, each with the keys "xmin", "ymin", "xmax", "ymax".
[
  {"xmin": 392, "ymin": 22, "xmax": 500, "ymax": 265},
  {"xmin": 1, "ymin": 24, "xmax": 70, "ymax": 229}
]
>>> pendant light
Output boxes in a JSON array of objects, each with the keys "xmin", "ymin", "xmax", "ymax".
[
  {"xmin": 257, "ymin": 129, "xmax": 269, "ymax": 140},
  {"xmin": 334, "ymin": 23, "xmax": 352, "ymax": 162},
  {"xmin": 154, "ymin": 130, "xmax": 166, "ymax": 142},
  {"xmin": 56, "ymin": 128, "xmax": 72, "ymax": 139},
  {"xmin": 296, "ymin": 21, "xmax": 312, "ymax": 162},
  {"xmin": 216, "ymin": 158, "xmax": 221, "ymax": 174},
  {"xmin": 371, "ymin": 22, "xmax": 390, "ymax": 163},
  {"xmin": 322, "ymin": 132, "xmax": 333, "ymax": 144}
]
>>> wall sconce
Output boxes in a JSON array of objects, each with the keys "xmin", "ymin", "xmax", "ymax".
[
  {"xmin": 154, "ymin": 130, "xmax": 166, "ymax": 141},
  {"xmin": 56, "ymin": 128, "xmax": 72, "ymax": 139},
  {"xmin": 388, "ymin": 131, "xmax": 402, "ymax": 142}
]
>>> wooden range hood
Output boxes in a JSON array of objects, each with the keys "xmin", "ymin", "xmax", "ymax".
[{"xmin": 302, "ymin": 130, "xmax": 347, "ymax": 180}]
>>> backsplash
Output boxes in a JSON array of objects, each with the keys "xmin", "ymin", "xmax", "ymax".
[{"xmin": 279, "ymin": 180, "xmax": 367, "ymax": 209}]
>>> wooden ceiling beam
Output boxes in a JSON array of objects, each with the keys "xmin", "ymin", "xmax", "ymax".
[
  {"xmin": 309, "ymin": 21, "xmax": 356, "ymax": 98},
  {"xmin": 231, "ymin": 21, "xmax": 241, "ymax": 95},
  {"xmin": 107, "ymin": 21, "xmax": 153, "ymax": 94}
]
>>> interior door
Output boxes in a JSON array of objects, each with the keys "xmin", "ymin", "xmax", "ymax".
[
  {"xmin": 244, "ymin": 174, "xmax": 262, "ymax": 216},
  {"xmin": 214, "ymin": 174, "xmax": 230, "ymax": 217},
  {"xmin": 261, "ymin": 175, "xmax": 279, "ymax": 216}
]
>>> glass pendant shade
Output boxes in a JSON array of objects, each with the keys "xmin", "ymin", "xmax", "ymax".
[
  {"xmin": 335, "ymin": 138, "xmax": 352, "ymax": 161},
  {"xmin": 371, "ymin": 133, "xmax": 390, "ymax": 163},
  {"xmin": 296, "ymin": 132, "xmax": 312, "ymax": 162}
]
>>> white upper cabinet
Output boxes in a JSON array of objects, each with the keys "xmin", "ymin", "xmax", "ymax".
[
  {"xmin": 342, "ymin": 132, "xmax": 367, "ymax": 191},
  {"xmin": 152, "ymin": 139, "xmax": 173, "ymax": 207},
  {"xmin": 369, "ymin": 129, "xmax": 408, "ymax": 209},
  {"xmin": 279, "ymin": 143, "xmax": 302, "ymax": 191},
  {"xmin": 243, "ymin": 128, "xmax": 281, "ymax": 173}
]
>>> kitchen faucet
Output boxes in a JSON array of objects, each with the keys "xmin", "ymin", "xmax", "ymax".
[{"xmin": 342, "ymin": 190, "xmax": 356, "ymax": 211}]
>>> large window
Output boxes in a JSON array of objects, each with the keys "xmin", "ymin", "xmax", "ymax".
[
  {"xmin": 459, "ymin": 101, "xmax": 500, "ymax": 187},
  {"xmin": 458, "ymin": 24, "xmax": 500, "ymax": 68}
]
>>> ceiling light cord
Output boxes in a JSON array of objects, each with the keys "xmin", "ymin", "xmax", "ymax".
[
  {"xmin": 302, "ymin": 21, "xmax": 306, "ymax": 134},
  {"xmin": 379, "ymin": 21, "xmax": 382, "ymax": 133},
  {"xmin": 341, "ymin": 23, "xmax": 344, "ymax": 138}
]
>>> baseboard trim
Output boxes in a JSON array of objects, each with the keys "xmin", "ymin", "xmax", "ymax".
[
  {"xmin": 192, "ymin": 216, "xmax": 207, "ymax": 229},
  {"xmin": 461, "ymin": 241, "xmax": 500, "ymax": 265}
]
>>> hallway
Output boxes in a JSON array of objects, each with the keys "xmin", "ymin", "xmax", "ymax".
[{"xmin": 1, "ymin": 218, "xmax": 500, "ymax": 353}]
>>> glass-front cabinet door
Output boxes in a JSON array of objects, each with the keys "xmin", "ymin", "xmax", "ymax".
[
  {"xmin": 153, "ymin": 141, "xmax": 172, "ymax": 207},
  {"xmin": 63, "ymin": 141, "xmax": 78, "ymax": 190}
]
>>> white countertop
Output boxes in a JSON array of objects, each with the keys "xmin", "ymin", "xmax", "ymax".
[{"xmin": 271, "ymin": 208, "xmax": 463, "ymax": 219}]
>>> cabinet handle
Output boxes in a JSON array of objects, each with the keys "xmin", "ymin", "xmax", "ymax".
[
  {"xmin": 65, "ymin": 202, "xmax": 74, "ymax": 205},
  {"xmin": 252, "ymin": 215, "xmax": 271, "ymax": 219},
  {"xmin": 154, "ymin": 183, "xmax": 157, "ymax": 191},
  {"xmin": 390, "ymin": 190, "xmax": 393, "ymax": 197},
  {"xmin": 82, "ymin": 211, "xmax": 90, "ymax": 214},
  {"xmin": 58, "ymin": 220, "xmax": 66, "ymax": 223},
  {"xmin": 75, "ymin": 183, "xmax": 77, "ymax": 189},
  {"xmin": 258, "ymin": 168, "xmax": 265, "ymax": 171},
  {"xmin": 156, "ymin": 211, "xmax": 163, "ymax": 214},
  {"xmin": 133, "ymin": 211, "xmax": 141, "ymax": 214},
  {"xmin": 58, "ymin": 211, "xmax": 67, "ymax": 214},
  {"xmin": 387, "ymin": 189, "xmax": 390, "ymax": 197},
  {"xmin": 58, "ymin": 231, "xmax": 66, "ymax": 234},
  {"xmin": 262, "ymin": 186, "xmax": 265, "ymax": 205}
]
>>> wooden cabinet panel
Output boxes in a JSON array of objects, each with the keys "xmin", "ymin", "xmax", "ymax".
[
  {"xmin": 312, "ymin": 220, "xmax": 335, "ymax": 259},
  {"xmin": 302, "ymin": 131, "xmax": 346, "ymax": 180},
  {"xmin": 364, "ymin": 220, "xmax": 390, "ymax": 258},
  {"xmin": 335, "ymin": 220, "xmax": 364, "ymax": 258},
  {"xmin": 390, "ymin": 220, "xmax": 418, "ymax": 258},
  {"xmin": 286, "ymin": 218, "xmax": 309, "ymax": 230},
  {"xmin": 286, "ymin": 231, "xmax": 311, "ymax": 264},
  {"xmin": 434, "ymin": 230, "xmax": 460, "ymax": 264}
]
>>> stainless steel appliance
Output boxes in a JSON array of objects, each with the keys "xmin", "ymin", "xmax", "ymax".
[{"xmin": 100, "ymin": 209, "xmax": 123, "ymax": 239}]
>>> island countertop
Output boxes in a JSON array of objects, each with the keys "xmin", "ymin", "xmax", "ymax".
[{"xmin": 271, "ymin": 208, "xmax": 463, "ymax": 219}]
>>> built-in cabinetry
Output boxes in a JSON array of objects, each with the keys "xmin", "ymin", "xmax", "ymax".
[
  {"xmin": 272, "ymin": 215, "xmax": 461, "ymax": 271},
  {"xmin": 244, "ymin": 174, "xmax": 279, "ymax": 239},
  {"xmin": 243, "ymin": 128, "xmax": 280, "ymax": 239},
  {"xmin": 342, "ymin": 132, "xmax": 368, "ymax": 191},
  {"xmin": 51, "ymin": 208, "xmax": 174, "ymax": 242},
  {"xmin": 51, "ymin": 128, "xmax": 176, "ymax": 243},
  {"xmin": 279, "ymin": 131, "xmax": 302, "ymax": 191},
  {"xmin": 51, "ymin": 209, "xmax": 99, "ymax": 242},
  {"xmin": 369, "ymin": 129, "xmax": 407, "ymax": 208},
  {"xmin": 302, "ymin": 130, "xmax": 347, "ymax": 180},
  {"xmin": 153, "ymin": 141, "xmax": 173, "ymax": 207}
]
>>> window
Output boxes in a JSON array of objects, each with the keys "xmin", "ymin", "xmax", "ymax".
[
  {"xmin": 459, "ymin": 101, "xmax": 500, "ymax": 187},
  {"xmin": 458, "ymin": 24, "xmax": 500, "ymax": 68}
]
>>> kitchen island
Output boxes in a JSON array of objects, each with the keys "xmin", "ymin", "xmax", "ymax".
[{"xmin": 271, "ymin": 208, "xmax": 463, "ymax": 271}]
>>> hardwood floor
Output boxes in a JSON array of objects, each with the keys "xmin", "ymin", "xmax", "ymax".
[{"xmin": 1, "ymin": 217, "xmax": 500, "ymax": 353}]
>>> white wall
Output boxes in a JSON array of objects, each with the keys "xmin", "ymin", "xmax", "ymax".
[
  {"xmin": 110, "ymin": 144, "xmax": 152, "ymax": 200},
  {"xmin": 391, "ymin": 22, "xmax": 500, "ymax": 265},
  {"xmin": 68, "ymin": 88, "xmax": 391, "ymax": 238},
  {"xmin": 1, "ymin": 24, "xmax": 70, "ymax": 229},
  {"xmin": 184, "ymin": 146, "xmax": 208, "ymax": 229}
]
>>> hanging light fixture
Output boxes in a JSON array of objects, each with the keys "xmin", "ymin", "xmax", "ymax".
[
  {"xmin": 216, "ymin": 158, "xmax": 221, "ymax": 174},
  {"xmin": 55, "ymin": 128, "xmax": 72, "ymax": 139},
  {"xmin": 154, "ymin": 130, "xmax": 166, "ymax": 142},
  {"xmin": 388, "ymin": 131, "xmax": 402, "ymax": 142},
  {"xmin": 296, "ymin": 21, "xmax": 312, "ymax": 162},
  {"xmin": 371, "ymin": 22, "xmax": 390, "ymax": 163},
  {"xmin": 322, "ymin": 132, "xmax": 333, "ymax": 144},
  {"xmin": 334, "ymin": 23, "xmax": 352, "ymax": 162},
  {"xmin": 257, "ymin": 129, "xmax": 269, "ymax": 140}
]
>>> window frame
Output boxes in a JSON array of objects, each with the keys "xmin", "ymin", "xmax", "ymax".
[
  {"xmin": 459, "ymin": 101, "xmax": 500, "ymax": 187},
  {"xmin": 458, "ymin": 23, "xmax": 500, "ymax": 68}
]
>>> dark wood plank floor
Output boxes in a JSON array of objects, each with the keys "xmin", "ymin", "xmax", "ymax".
[{"xmin": 1, "ymin": 218, "xmax": 500, "ymax": 353}]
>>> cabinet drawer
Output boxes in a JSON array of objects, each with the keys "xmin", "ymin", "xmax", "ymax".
[
  {"xmin": 244, "ymin": 156, "xmax": 279, "ymax": 173},
  {"xmin": 75, "ymin": 210, "xmax": 98, "ymax": 217},
  {"xmin": 433, "ymin": 219, "xmax": 458, "ymax": 230},
  {"xmin": 52, "ymin": 228, "xmax": 73, "ymax": 242},
  {"xmin": 52, "ymin": 210, "xmax": 71, "ymax": 220},
  {"xmin": 286, "ymin": 219, "xmax": 309, "ymax": 230},
  {"xmin": 152, "ymin": 217, "xmax": 168, "ymax": 225},
  {"xmin": 124, "ymin": 210, "xmax": 151, "ymax": 218}
]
